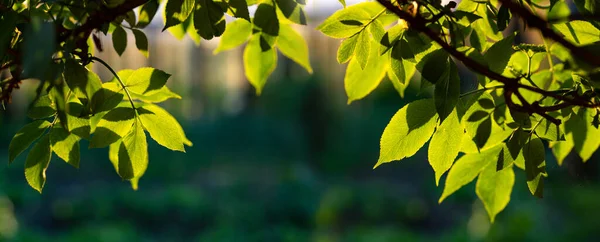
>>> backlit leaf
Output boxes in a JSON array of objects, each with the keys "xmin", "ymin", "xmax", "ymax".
[
  {"xmin": 117, "ymin": 119, "xmax": 148, "ymax": 180},
  {"xmin": 376, "ymin": 99, "xmax": 438, "ymax": 168},
  {"xmin": 164, "ymin": 0, "xmax": 195, "ymax": 31},
  {"xmin": 244, "ymin": 34, "xmax": 277, "ymax": 94},
  {"xmin": 476, "ymin": 163, "xmax": 514, "ymax": 222},
  {"xmin": 25, "ymin": 135, "xmax": 52, "ymax": 193},
  {"xmin": 277, "ymin": 23, "xmax": 313, "ymax": 73},
  {"xmin": 9, "ymin": 120, "xmax": 52, "ymax": 163},
  {"xmin": 138, "ymin": 103, "xmax": 189, "ymax": 152},
  {"xmin": 440, "ymin": 145, "xmax": 502, "ymax": 203},
  {"xmin": 50, "ymin": 124, "xmax": 81, "ymax": 168},
  {"xmin": 428, "ymin": 109, "xmax": 464, "ymax": 185},
  {"xmin": 345, "ymin": 39, "xmax": 387, "ymax": 103},
  {"xmin": 523, "ymin": 137, "xmax": 546, "ymax": 197},
  {"xmin": 214, "ymin": 19, "xmax": 252, "ymax": 54}
]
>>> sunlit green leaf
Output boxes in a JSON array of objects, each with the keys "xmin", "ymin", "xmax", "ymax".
[
  {"xmin": 25, "ymin": 135, "xmax": 52, "ymax": 193},
  {"xmin": 523, "ymin": 137, "xmax": 546, "ymax": 198},
  {"xmin": 316, "ymin": 6, "xmax": 370, "ymax": 39},
  {"xmin": 9, "ymin": 120, "xmax": 51, "ymax": 164},
  {"xmin": 214, "ymin": 19, "xmax": 252, "ymax": 54},
  {"xmin": 277, "ymin": 23, "xmax": 313, "ymax": 73},
  {"xmin": 50, "ymin": 124, "xmax": 81, "ymax": 168},
  {"xmin": 138, "ymin": 103, "xmax": 190, "ymax": 152},
  {"xmin": 89, "ymin": 107, "xmax": 136, "ymax": 148},
  {"xmin": 27, "ymin": 95, "xmax": 56, "ymax": 119},
  {"xmin": 164, "ymin": 0, "xmax": 195, "ymax": 31},
  {"xmin": 124, "ymin": 67, "xmax": 171, "ymax": 95},
  {"xmin": 117, "ymin": 119, "xmax": 148, "ymax": 180},
  {"xmin": 137, "ymin": 0, "xmax": 159, "ymax": 28},
  {"xmin": 428, "ymin": 109, "xmax": 464, "ymax": 185},
  {"xmin": 434, "ymin": 61, "xmax": 460, "ymax": 122},
  {"xmin": 345, "ymin": 39, "xmax": 387, "ymax": 103},
  {"xmin": 355, "ymin": 30, "xmax": 370, "ymax": 70},
  {"xmin": 440, "ymin": 145, "xmax": 502, "ymax": 203},
  {"xmin": 476, "ymin": 163, "xmax": 514, "ymax": 222},
  {"xmin": 244, "ymin": 34, "xmax": 277, "ymax": 94},
  {"xmin": 554, "ymin": 20, "xmax": 600, "ymax": 45},
  {"xmin": 63, "ymin": 60, "xmax": 102, "ymax": 102},
  {"xmin": 376, "ymin": 99, "xmax": 438, "ymax": 168}
]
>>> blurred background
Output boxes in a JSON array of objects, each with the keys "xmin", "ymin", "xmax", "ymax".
[{"xmin": 1, "ymin": 0, "xmax": 600, "ymax": 241}]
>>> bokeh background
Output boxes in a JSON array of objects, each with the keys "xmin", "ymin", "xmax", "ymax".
[{"xmin": 1, "ymin": 0, "xmax": 600, "ymax": 241}]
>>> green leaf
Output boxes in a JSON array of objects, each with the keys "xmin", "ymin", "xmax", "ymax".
[
  {"xmin": 428, "ymin": 109, "xmax": 464, "ymax": 185},
  {"xmin": 316, "ymin": 6, "xmax": 370, "ymax": 39},
  {"xmin": 564, "ymin": 108, "xmax": 600, "ymax": 161},
  {"xmin": 137, "ymin": 0, "xmax": 160, "ymax": 28},
  {"xmin": 376, "ymin": 99, "xmax": 438, "ymax": 168},
  {"xmin": 379, "ymin": 25, "xmax": 405, "ymax": 55},
  {"xmin": 476, "ymin": 163, "xmax": 515, "ymax": 222},
  {"xmin": 112, "ymin": 25, "xmax": 127, "ymax": 56},
  {"xmin": 244, "ymin": 34, "xmax": 277, "ymax": 95},
  {"xmin": 131, "ymin": 86, "xmax": 182, "ymax": 103},
  {"xmin": 63, "ymin": 60, "xmax": 102, "ymax": 102},
  {"xmin": 28, "ymin": 95, "xmax": 56, "ymax": 119},
  {"xmin": 9, "ymin": 120, "xmax": 52, "ymax": 163},
  {"xmin": 462, "ymin": 93, "xmax": 513, "ymax": 151},
  {"xmin": 163, "ymin": 0, "xmax": 195, "ymax": 31},
  {"xmin": 253, "ymin": 3, "xmax": 280, "ymax": 37},
  {"xmin": 496, "ymin": 5, "xmax": 510, "ymax": 31},
  {"xmin": 484, "ymin": 34, "xmax": 515, "ymax": 74},
  {"xmin": 24, "ymin": 135, "xmax": 52, "ymax": 193},
  {"xmin": 369, "ymin": 19, "xmax": 385, "ymax": 46},
  {"xmin": 355, "ymin": 30, "xmax": 370, "ymax": 70},
  {"xmin": 277, "ymin": 23, "xmax": 313, "ymax": 73},
  {"xmin": 523, "ymin": 137, "xmax": 546, "ymax": 198},
  {"xmin": 276, "ymin": 0, "xmax": 307, "ymax": 25},
  {"xmin": 50, "ymin": 124, "xmax": 81, "ymax": 168},
  {"xmin": 439, "ymin": 145, "xmax": 502, "ymax": 203},
  {"xmin": 389, "ymin": 38, "xmax": 415, "ymax": 85},
  {"xmin": 228, "ymin": 0, "xmax": 251, "ymax": 21},
  {"xmin": 535, "ymin": 118, "xmax": 564, "ymax": 141},
  {"xmin": 434, "ymin": 61, "xmax": 460, "ymax": 122},
  {"xmin": 417, "ymin": 49, "xmax": 449, "ymax": 84},
  {"xmin": 194, "ymin": 0, "xmax": 226, "ymax": 40},
  {"xmin": 345, "ymin": 39, "xmax": 387, "ymax": 103},
  {"xmin": 551, "ymin": 139, "xmax": 573, "ymax": 166},
  {"xmin": 138, "ymin": 104, "xmax": 189, "ymax": 152},
  {"xmin": 132, "ymin": 29, "xmax": 149, "ymax": 57},
  {"xmin": 387, "ymin": 69, "xmax": 409, "ymax": 98},
  {"xmin": 91, "ymin": 83, "xmax": 125, "ymax": 114},
  {"xmin": 213, "ymin": 19, "xmax": 252, "ymax": 54},
  {"xmin": 89, "ymin": 107, "xmax": 136, "ymax": 148},
  {"xmin": 337, "ymin": 34, "xmax": 358, "ymax": 64},
  {"xmin": 548, "ymin": 1, "xmax": 571, "ymax": 20},
  {"xmin": 117, "ymin": 119, "xmax": 148, "ymax": 180},
  {"xmin": 554, "ymin": 21, "xmax": 600, "ymax": 45},
  {"xmin": 124, "ymin": 67, "xmax": 171, "ymax": 95}
]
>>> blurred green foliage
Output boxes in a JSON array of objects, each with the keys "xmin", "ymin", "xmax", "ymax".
[{"xmin": 0, "ymin": 73, "xmax": 599, "ymax": 241}]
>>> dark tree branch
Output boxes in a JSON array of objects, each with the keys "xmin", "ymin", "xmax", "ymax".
[
  {"xmin": 57, "ymin": 0, "xmax": 150, "ymax": 46},
  {"xmin": 375, "ymin": 0, "xmax": 600, "ymax": 125},
  {"xmin": 498, "ymin": 0, "xmax": 600, "ymax": 67}
]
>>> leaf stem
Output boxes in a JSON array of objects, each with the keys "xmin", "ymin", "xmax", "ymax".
[{"xmin": 89, "ymin": 56, "xmax": 136, "ymax": 110}]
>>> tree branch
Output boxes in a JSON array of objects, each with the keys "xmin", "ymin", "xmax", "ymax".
[
  {"xmin": 374, "ymin": 0, "xmax": 600, "ymax": 125},
  {"xmin": 498, "ymin": 0, "xmax": 600, "ymax": 67}
]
